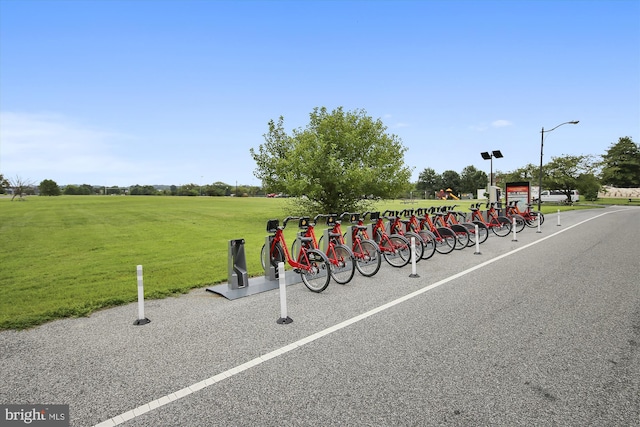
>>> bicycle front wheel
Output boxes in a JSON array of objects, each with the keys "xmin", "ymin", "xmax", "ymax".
[
  {"xmin": 381, "ymin": 234, "xmax": 411, "ymax": 267},
  {"xmin": 328, "ymin": 244, "xmax": 355, "ymax": 284},
  {"xmin": 450, "ymin": 224, "xmax": 470, "ymax": 249},
  {"xmin": 299, "ymin": 248, "xmax": 331, "ymax": 293},
  {"xmin": 490, "ymin": 217, "xmax": 512, "ymax": 237},
  {"xmin": 405, "ymin": 231, "xmax": 424, "ymax": 262},
  {"xmin": 353, "ymin": 239, "xmax": 381, "ymax": 277},
  {"xmin": 418, "ymin": 230, "xmax": 437, "ymax": 260},
  {"xmin": 466, "ymin": 221, "xmax": 489, "ymax": 244},
  {"xmin": 525, "ymin": 211, "xmax": 544, "ymax": 227},
  {"xmin": 434, "ymin": 227, "xmax": 456, "ymax": 254},
  {"xmin": 261, "ymin": 242, "xmax": 284, "ymax": 269}
]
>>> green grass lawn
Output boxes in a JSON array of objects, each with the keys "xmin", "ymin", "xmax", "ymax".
[{"xmin": 0, "ymin": 195, "xmax": 610, "ymax": 330}]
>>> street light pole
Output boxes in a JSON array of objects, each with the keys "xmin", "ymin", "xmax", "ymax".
[
  {"xmin": 481, "ymin": 150, "xmax": 503, "ymax": 197},
  {"xmin": 537, "ymin": 121, "xmax": 579, "ymax": 211}
]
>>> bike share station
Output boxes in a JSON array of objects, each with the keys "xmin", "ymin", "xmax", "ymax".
[
  {"xmin": 207, "ymin": 217, "xmax": 351, "ymax": 300},
  {"xmin": 505, "ymin": 181, "xmax": 531, "ymax": 206}
]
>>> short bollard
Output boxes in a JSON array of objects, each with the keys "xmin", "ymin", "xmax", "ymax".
[
  {"xmin": 537, "ymin": 213, "xmax": 542, "ymax": 233},
  {"xmin": 474, "ymin": 224, "xmax": 481, "ymax": 255},
  {"xmin": 557, "ymin": 209, "xmax": 561, "ymax": 226},
  {"xmin": 409, "ymin": 236, "xmax": 419, "ymax": 278},
  {"xmin": 511, "ymin": 217, "xmax": 518, "ymax": 242},
  {"xmin": 276, "ymin": 262, "xmax": 292, "ymax": 324},
  {"xmin": 134, "ymin": 265, "xmax": 150, "ymax": 325}
]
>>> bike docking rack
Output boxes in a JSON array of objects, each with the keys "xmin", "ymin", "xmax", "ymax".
[{"xmin": 206, "ymin": 237, "xmax": 302, "ymax": 300}]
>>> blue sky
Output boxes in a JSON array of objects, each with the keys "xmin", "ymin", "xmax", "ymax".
[{"xmin": 1, "ymin": 0, "xmax": 638, "ymax": 187}]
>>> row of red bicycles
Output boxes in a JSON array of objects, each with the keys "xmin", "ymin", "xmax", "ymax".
[{"xmin": 261, "ymin": 201, "xmax": 543, "ymax": 293}]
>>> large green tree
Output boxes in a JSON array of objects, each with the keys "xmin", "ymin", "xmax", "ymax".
[
  {"xmin": 39, "ymin": 179, "xmax": 61, "ymax": 196},
  {"xmin": 497, "ymin": 163, "xmax": 539, "ymax": 186},
  {"xmin": 459, "ymin": 165, "xmax": 488, "ymax": 194},
  {"xmin": 251, "ymin": 107, "xmax": 412, "ymax": 214},
  {"xmin": 440, "ymin": 170, "xmax": 461, "ymax": 194},
  {"xmin": 543, "ymin": 154, "xmax": 598, "ymax": 202},
  {"xmin": 0, "ymin": 173, "xmax": 9, "ymax": 194},
  {"xmin": 600, "ymin": 136, "xmax": 640, "ymax": 187},
  {"xmin": 416, "ymin": 167, "xmax": 443, "ymax": 199}
]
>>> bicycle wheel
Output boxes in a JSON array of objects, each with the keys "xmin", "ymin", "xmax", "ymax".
[
  {"xmin": 380, "ymin": 234, "xmax": 411, "ymax": 267},
  {"xmin": 526, "ymin": 211, "xmax": 544, "ymax": 227},
  {"xmin": 450, "ymin": 224, "xmax": 470, "ymax": 250},
  {"xmin": 327, "ymin": 243, "xmax": 355, "ymax": 284},
  {"xmin": 404, "ymin": 231, "xmax": 424, "ymax": 262},
  {"xmin": 353, "ymin": 239, "xmax": 381, "ymax": 277},
  {"xmin": 299, "ymin": 248, "xmax": 331, "ymax": 293},
  {"xmin": 434, "ymin": 227, "xmax": 456, "ymax": 254},
  {"xmin": 490, "ymin": 216, "xmax": 512, "ymax": 237},
  {"xmin": 290, "ymin": 239, "xmax": 301, "ymax": 262},
  {"xmin": 465, "ymin": 221, "xmax": 489, "ymax": 244},
  {"xmin": 509, "ymin": 214, "xmax": 526, "ymax": 233},
  {"xmin": 261, "ymin": 242, "xmax": 285, "ymax": 269},
  {"xmin": 418, "ymin": 230, "xmax": 437, "ymax": 260}
]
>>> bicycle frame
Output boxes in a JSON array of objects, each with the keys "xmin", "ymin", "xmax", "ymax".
[{"xmin": 365, "ymin": 211, "xmax": 411, "ymax": 267}]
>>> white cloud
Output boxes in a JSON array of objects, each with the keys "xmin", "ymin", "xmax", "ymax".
[
  {"xmin": 0, "ymin": 111, "xmax": 143, "ymax": 184},
  {"xmin": 491, "ymin": 119, "xmax": 513, "ymax": 128},
  {"xmin": 470, "ymin": 119, "xmax": 513, "ymax": 132}
]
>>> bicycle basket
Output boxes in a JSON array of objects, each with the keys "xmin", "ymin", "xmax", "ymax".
[
  {"xmin": 350, "ymin": 213, "xmax": 360, "ymax": 223},
  {"xmin": 369, "ymin": 211, "xmax": 380, "ymax": 221},
  {"xmin": 326, "ymin": 215, "xmax": 336, "ymax": 226},
  {"xmin": 298, "ymin": 217, "xmax": 310, "ymax": 229},
  {"xmin": 266, "ymin": 219, "xmax": 279, "ymax": 233}
]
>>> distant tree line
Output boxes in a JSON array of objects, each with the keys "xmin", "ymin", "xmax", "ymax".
[{"xmin": 2, "ymin": 135, "xmax": 638, "ymax": 204}]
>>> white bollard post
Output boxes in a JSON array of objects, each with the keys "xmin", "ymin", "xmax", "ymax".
[
  {"xmin": 133, "ymin": 265, "xmax": 150, "ymax": 325},
  {"xmin": 557, "ymin": 209, "xmax": 561, "ymax": 226},
  {"xmin": 536, "ymin": 212, "xmax": 542, "ymax": 233},
  {"xmin": 409, "ymin": 236, "xmax": 419, "ymax": 278},
  {"xmin": 474, "ymin": 224, "xmax": 481, "ymax": 255},
  {"xmin": 276, "ymin": 262, "xmax": 292, "ymax": 324},
  {"xmin": 511, "ymin": 217, "xmax": 518, "ymax": 242}
]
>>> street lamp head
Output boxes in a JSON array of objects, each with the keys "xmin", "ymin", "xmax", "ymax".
[
  {"xmin": 569, "ymin": 120, "xmax": 579, "ymax": 124},
  {"xmin": 492, "ymin": 150, "xmax": 503, "ymax": 158},
  {"xmin": 480, "ymin": 152, "xmax": 491, "ymax": 160}
]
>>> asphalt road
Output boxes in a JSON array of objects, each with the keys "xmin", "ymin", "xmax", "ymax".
[{"xmin": 1, "ymin": 207, "xmax": 638, "ymax": 426}]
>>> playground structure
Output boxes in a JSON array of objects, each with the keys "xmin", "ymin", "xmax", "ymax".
[{"xmin": 437, "ymin": 188, "xmax": 460, "ymax": 200}]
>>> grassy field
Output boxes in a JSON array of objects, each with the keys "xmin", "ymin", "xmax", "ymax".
[{"xmin": 0, "ymin": 195, "xmax": 606, "ymax": 330}]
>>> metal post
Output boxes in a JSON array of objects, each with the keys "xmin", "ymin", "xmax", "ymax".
[
  {"xmin": 276, "ymin": 262, "xmax": 292, "ymax": 324},
  {"xmin": 134, "ymin": 265, "xmax": 150, "ymax": 325},
  {"xmin": 474, "ymin": 224, "xmax": 481, "ymax": 255},
  {"xmin": 538, "ymin": 126, "xmax": 544, "ymax": 212},
  {"xmin": 409, "ymin": 236, "xmax": 419, "ymax": 278}
]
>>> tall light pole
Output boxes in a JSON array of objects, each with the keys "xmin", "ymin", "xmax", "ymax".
[
  {"xmin": 481, "ymin": 150, "xmax": 503, "ymax": 187},
  {"xmin": 538, "ymin": 121, "xmax": 579, "ymax": 211}
]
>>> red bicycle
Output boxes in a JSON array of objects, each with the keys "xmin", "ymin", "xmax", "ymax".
[
  {"xmin": 442, "ymin": 205, "xmax": 488, "ymax": 245},
  {"xmin": 292, "ymin": 214, "xmax": 356, "ymax": 285},
  {"xmin": 399, "ymin": 209, "xmax": 437, "ymax": 260},
  {"xmin": 260, "ymin": 217, "xmax": 331, "ymax": 293},
  {"xmin": 507, "ymin": 201, "xmax": 544, "ymax": 228},
  {"xmin": 468, "ymin": 203, "xmax": 512, "ymax": 237},
  {"xmin": 319, "ymin": 212, "xmax": 382, "ymax": 277},
  {"xmin": 366, "ymin": 211, "xmax": 411, "ymax": 267},
  {"xmin": 415, "ymin": 208, "xmax": 457, "ymax": 254},
  {"xmin": 429, "ymin": 206, "xmax": 470, "ymax": 250}
]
